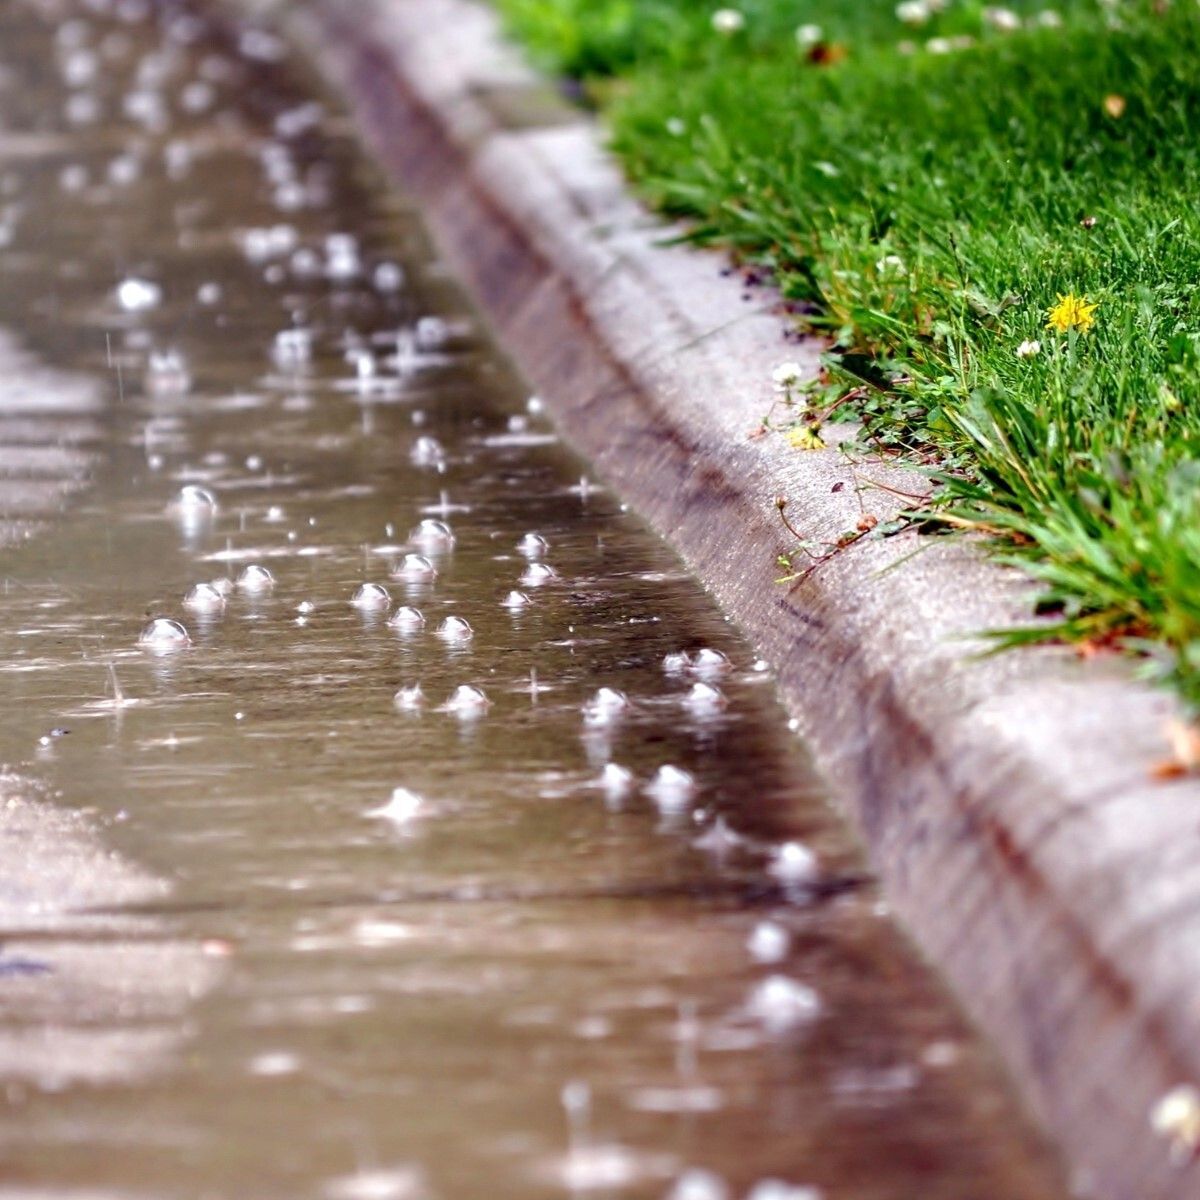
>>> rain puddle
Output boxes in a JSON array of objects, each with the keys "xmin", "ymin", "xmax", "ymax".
[{"xmin": 0, "ymin": 2, "xmax": 1065, "ymax": 1197}]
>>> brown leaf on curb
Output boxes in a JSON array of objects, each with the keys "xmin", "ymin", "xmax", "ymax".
[{"xmin": 1151, "ymin": 719, "xmax": 1200, "ymax": 780}]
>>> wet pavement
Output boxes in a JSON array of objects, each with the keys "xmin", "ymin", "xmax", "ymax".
[{"xmin": 0, "ymin": 2, "xmax": 1067, "ymax": 1197}]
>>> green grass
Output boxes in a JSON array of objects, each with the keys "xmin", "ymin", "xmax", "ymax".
[{"xmin": 497, "ymin": 0, "xmax": 1200, "ymax": 710}]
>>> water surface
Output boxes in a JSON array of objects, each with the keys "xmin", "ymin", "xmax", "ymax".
[{"xmin": 0, "ymin": 3, "xmax": 1065, "ymax": 1197}]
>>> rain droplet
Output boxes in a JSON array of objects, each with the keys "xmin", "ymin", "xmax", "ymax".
[
  {"xmin": 436, "ymin": 616, "xmax": 473, "ymax": 643},
  {"xmin": 600, "ymin": 763, "xmax": 634, "ymax": 799},
  {"xmin": 409, "ymin": 518, "xmax": 455, "ymax": 550},
  {"xmin": 501, "ymin": 590, "xmax": 530, "ymax": 611},
  {"xmin": 583, "ymin": 687, "xmax": 630, "ymax": 727},
  {"xmin": 684, "ymin": 682, "xmax": 726, "ymax": 715},
  {"xmin": 410, "ymin": 435, "xmax": 445, "ymax": 468},
  {"xmin": 517, "ymin": 532, "xmax": 549, "ymax": 558},
  {"xmin": 747, "ymin": 921, "xmax": 790, "ymax": 965},
  {"xmin": 745, "ymin": 975, "xmax": 821, "ymax": 1034},
  {"xmin": 145, "ymin": 348, "xmax": 191, "ymax": 397},
  {"xmin": 771, "ymin": 842, "xmax": 819, "ymax": 888},
  {"xmin": 183, "ymin": 582, "xmax": 226, "ymax": 612},
  {"xmin": 665, "ymin": 1169, "xmax": 730, "ymax": 1200},
  {"xmin": 173, "ymin": 483, "xmax": 217, "ymax": 513},
  {"xmin": 350, "ymin": 583, "xmax": 391, "ymax": 611},
  {"xmin": 367, "ymin": 787, "xmax": 423, "ymax": 825},
  {"xmin": 520, "ymin": 562, "xmax": 558, "ymax": 587},
  {"xmin": 663, "ymin": 652, "xmax": 691, "ymax": 675},
  {"xmin": 442, "ymin": 684, "xmax": 490, "ymax": 716},
  {"xmin": 746, "ymin": 1182, "xmax": 823, "ymax": 1200},
  {"xmin": 389, "ymin": 606, "xmax": 426, "ymax": 630},
  {"xmin": 394, "ymin": 553, "xmax": 436, "ymax": 582},
  {"xmin": 393, "ymin": 684, "xmax": 424, "ymax": 711},
  {"xmin": 236, "ymin": 564, "xmax": 275, "ymax": 593},
  {"xmin": 691, "ymin": 648, "xmax": 731, "ymax": 677},
  {"xmin": 646, "ymin": 766, "xmax": 696, "ymax": 813},
  {"xmin": 116, "ymin": 276, "xmax": 162, "ymax": 312},
  {"xmin": 138, "ymin": 617, "xmax": 190, "ymax": 650}
]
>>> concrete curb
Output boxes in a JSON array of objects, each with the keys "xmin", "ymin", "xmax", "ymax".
[{"xmin": 242, "ymin": 2, "xmax": 1200, "ymax": 1195}]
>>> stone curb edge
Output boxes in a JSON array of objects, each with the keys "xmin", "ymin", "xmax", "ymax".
[{"xmin": 229, "ymin": 2, "xmax": 1200, "ymax": 1195}]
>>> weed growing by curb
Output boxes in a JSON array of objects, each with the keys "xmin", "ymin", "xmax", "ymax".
[{"xmin": 498, "ymin": 0, "xmax": 1200, "ymax": 710}]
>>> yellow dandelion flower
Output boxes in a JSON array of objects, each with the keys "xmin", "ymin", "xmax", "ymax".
[
  {"xmin": 1046, "ymin": 292, "xmax": 1099, "ymax": 334},
  {"xmin": 788, "ymin": 425, "xmax": 826, "ymax": 451}
]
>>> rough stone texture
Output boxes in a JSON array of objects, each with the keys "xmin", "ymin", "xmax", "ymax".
[{"xmin": 231, "ymin": 1, "xmax": 1200, "ymax": 1196}]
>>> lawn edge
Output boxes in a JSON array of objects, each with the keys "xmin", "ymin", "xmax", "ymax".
[{"xmin": 232, "ymin": 2, "xmax": 1200, "ymax": 1194}]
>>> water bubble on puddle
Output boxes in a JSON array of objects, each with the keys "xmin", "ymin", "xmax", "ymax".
[
  {"xmin": 273, "ymin": 327, "xmax": 312, "ymax": 370},
  {"xmin": 441, "ymin": 684, "xmax": 490, "ymax": 717},
  {"xmin": 367, "ymin": 786, "xmax": 423, "ymax": 826},
  {"xmin": 389, "ymin": 606, "xmax": 425, "ymax": 631},
  {"xmin": 353, "ymin": 919, "xmax": 413, "ymax": 949},
  {"xmin": 684, "ymin": 682, "xmax": 726, "ymax": 715},
  {"xmin": 59, "ymin": 163, "xmax": 90, "ymax": 193},
  {"xmin": 173, "ymin": 483, "xmax": 217, "ymax": 513},
  {"xmin": 436, "ymin": 616, "xmax": 473, "ymax": 643},
  {"xmin": 373, "ymin": 261, "xmax": 405, "ymax": 293},
  {"xmin": 770, "ymin": 842, "xmax": 819, "ymax": 888},
  {"xmin": 350, "ymin": 583, "xmax": 391, "ymax": 611},
  {"xmin": 138, "ymin": 617, "xmax": 190, "ymax": 650},
  {"xmin": 107, "ymin": 152, "xmax": 141, "ymax": 187},
  {"xmin": 583, "ymin": 687, "xmax": 630, "ymax": 727},
  {"xmin": 410, "ymin": 436, "xmax": 445, "ymax": 468},
  {"xmin": 664, "ymin": 1168, "xmax": 730, "ymax": 1200},
  {"xmin": 520, "ymin": 562, "xmax": 558, "ymax": 587},
  {"xmin": 691, "ymin": 648, "xmax": 731, "ymax": 677},
  {"xmin": 501, "ymin": 590, "xmax": 530, "ymax": 611},
  {"xmin": 181, "ymin": 78, "xmax": 215, "ymax": 113},
  {"xmin": 325, "ymin": 232, "xmax": 362, "ymax": 282},
  {"xmin": 745, "ymin": 975, "xmax": 821, "ymax": 1035},
  {"xmin": 415, "ymin": 315, "xmax": 449, "ymax": 350},
  {"xmin": 517, "ymin": 531, "xmax": 548, "ymax": 558},
  {"xmin": 646, "ymin": 766, "xmax": 696, "ymax": 813},
  {"xmin": 265, "ymin": 505, "xmax": 286, "ymax": 523},
  {"xmin": 393, "ymin": 684, "xmax": 425, "ymax": 711},
  {"xmin": 692, "ymin": 816, "xmax": 742, "ymax": 858},
  {"xmin": 600, "ymin": 762, "xmax": 634, "ymax": 800},
  {"xmin": 746, "ymin": 1182, "xmax": 824, "ymax": 1200},
  {"xmin": 747, "ymin": 921, "xmax": 791, "ymax": 965},
  {"xmin": 145, "ymin": 348, "xmax": 191, "ymax": 397},
  {"xmin": 236, "ymin": 564, "xmax": 276, "ymax": 594},
  {"xmin": 663, "ymin": 651, "xmax": 691, "ymax": 675},
  {"xmin": 183, "ymin": 582, "xmax": 226, "ymax": 613},
  {"xmin": 291, "ymin": 247, "xmax": 322, "ymax": 280},
  {"xmin": 409, "ymin": 518, "xmax": 455, "ymax": 550},
  {"xmin": 393, "ymin": 554, "xmax": 436, "ymax": 583},
  {"xmin": 249, "ymin": 1051, "xmax": 301, "ymax": 1077},
  {"xmin": 197, "ymin": 281, "xmax": 222, "ymax": 305},
  {"xmin": 324, "ymin": 1166, "xmax": 428, "ymax": 1200}
]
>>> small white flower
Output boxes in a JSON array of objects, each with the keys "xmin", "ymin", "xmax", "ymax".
[
  {"xmin": 795, "ymin": 23, "xmax": 823, "ymax": 47},
  {"xmin": 711, "ymin": 8, "xmax": 745, "ymax": 34},
  {"xmin": 1152, "ymin": 1085, "xmax": 1200, "ymax": 1161},
  {"xmin": 665, "ymin": 116, "xmax": 686, "ymax": 136},
  {"xmin": 983, "ymin": 6, "xmax": 1021, "ymax": 31},
  {"xmin": 1016, "ymin": 339, "xmax": 1041, "ymax": 359},
  {"xmin": 876, "ymin": 254, "xmax": 906, "ymax": 277},
  {"xmin": 926, "ymin": 35, "xmax": 954, "ymax": 51},
  {"xmin": 1035, "ymin": 8, "xmax": 1064, "ymax": 25},
  {"xmin": 896, "ymin": 0, "xmax": 932, "ymax": 25},
  {"xmin": 772, "ymin": 361, "xmax": 805, "ymax": 391}
]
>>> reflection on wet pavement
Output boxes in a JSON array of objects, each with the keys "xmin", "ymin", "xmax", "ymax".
[{"xmin": 0, "ymin": 1, "xmax": 1065, "ymax": 1197}]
